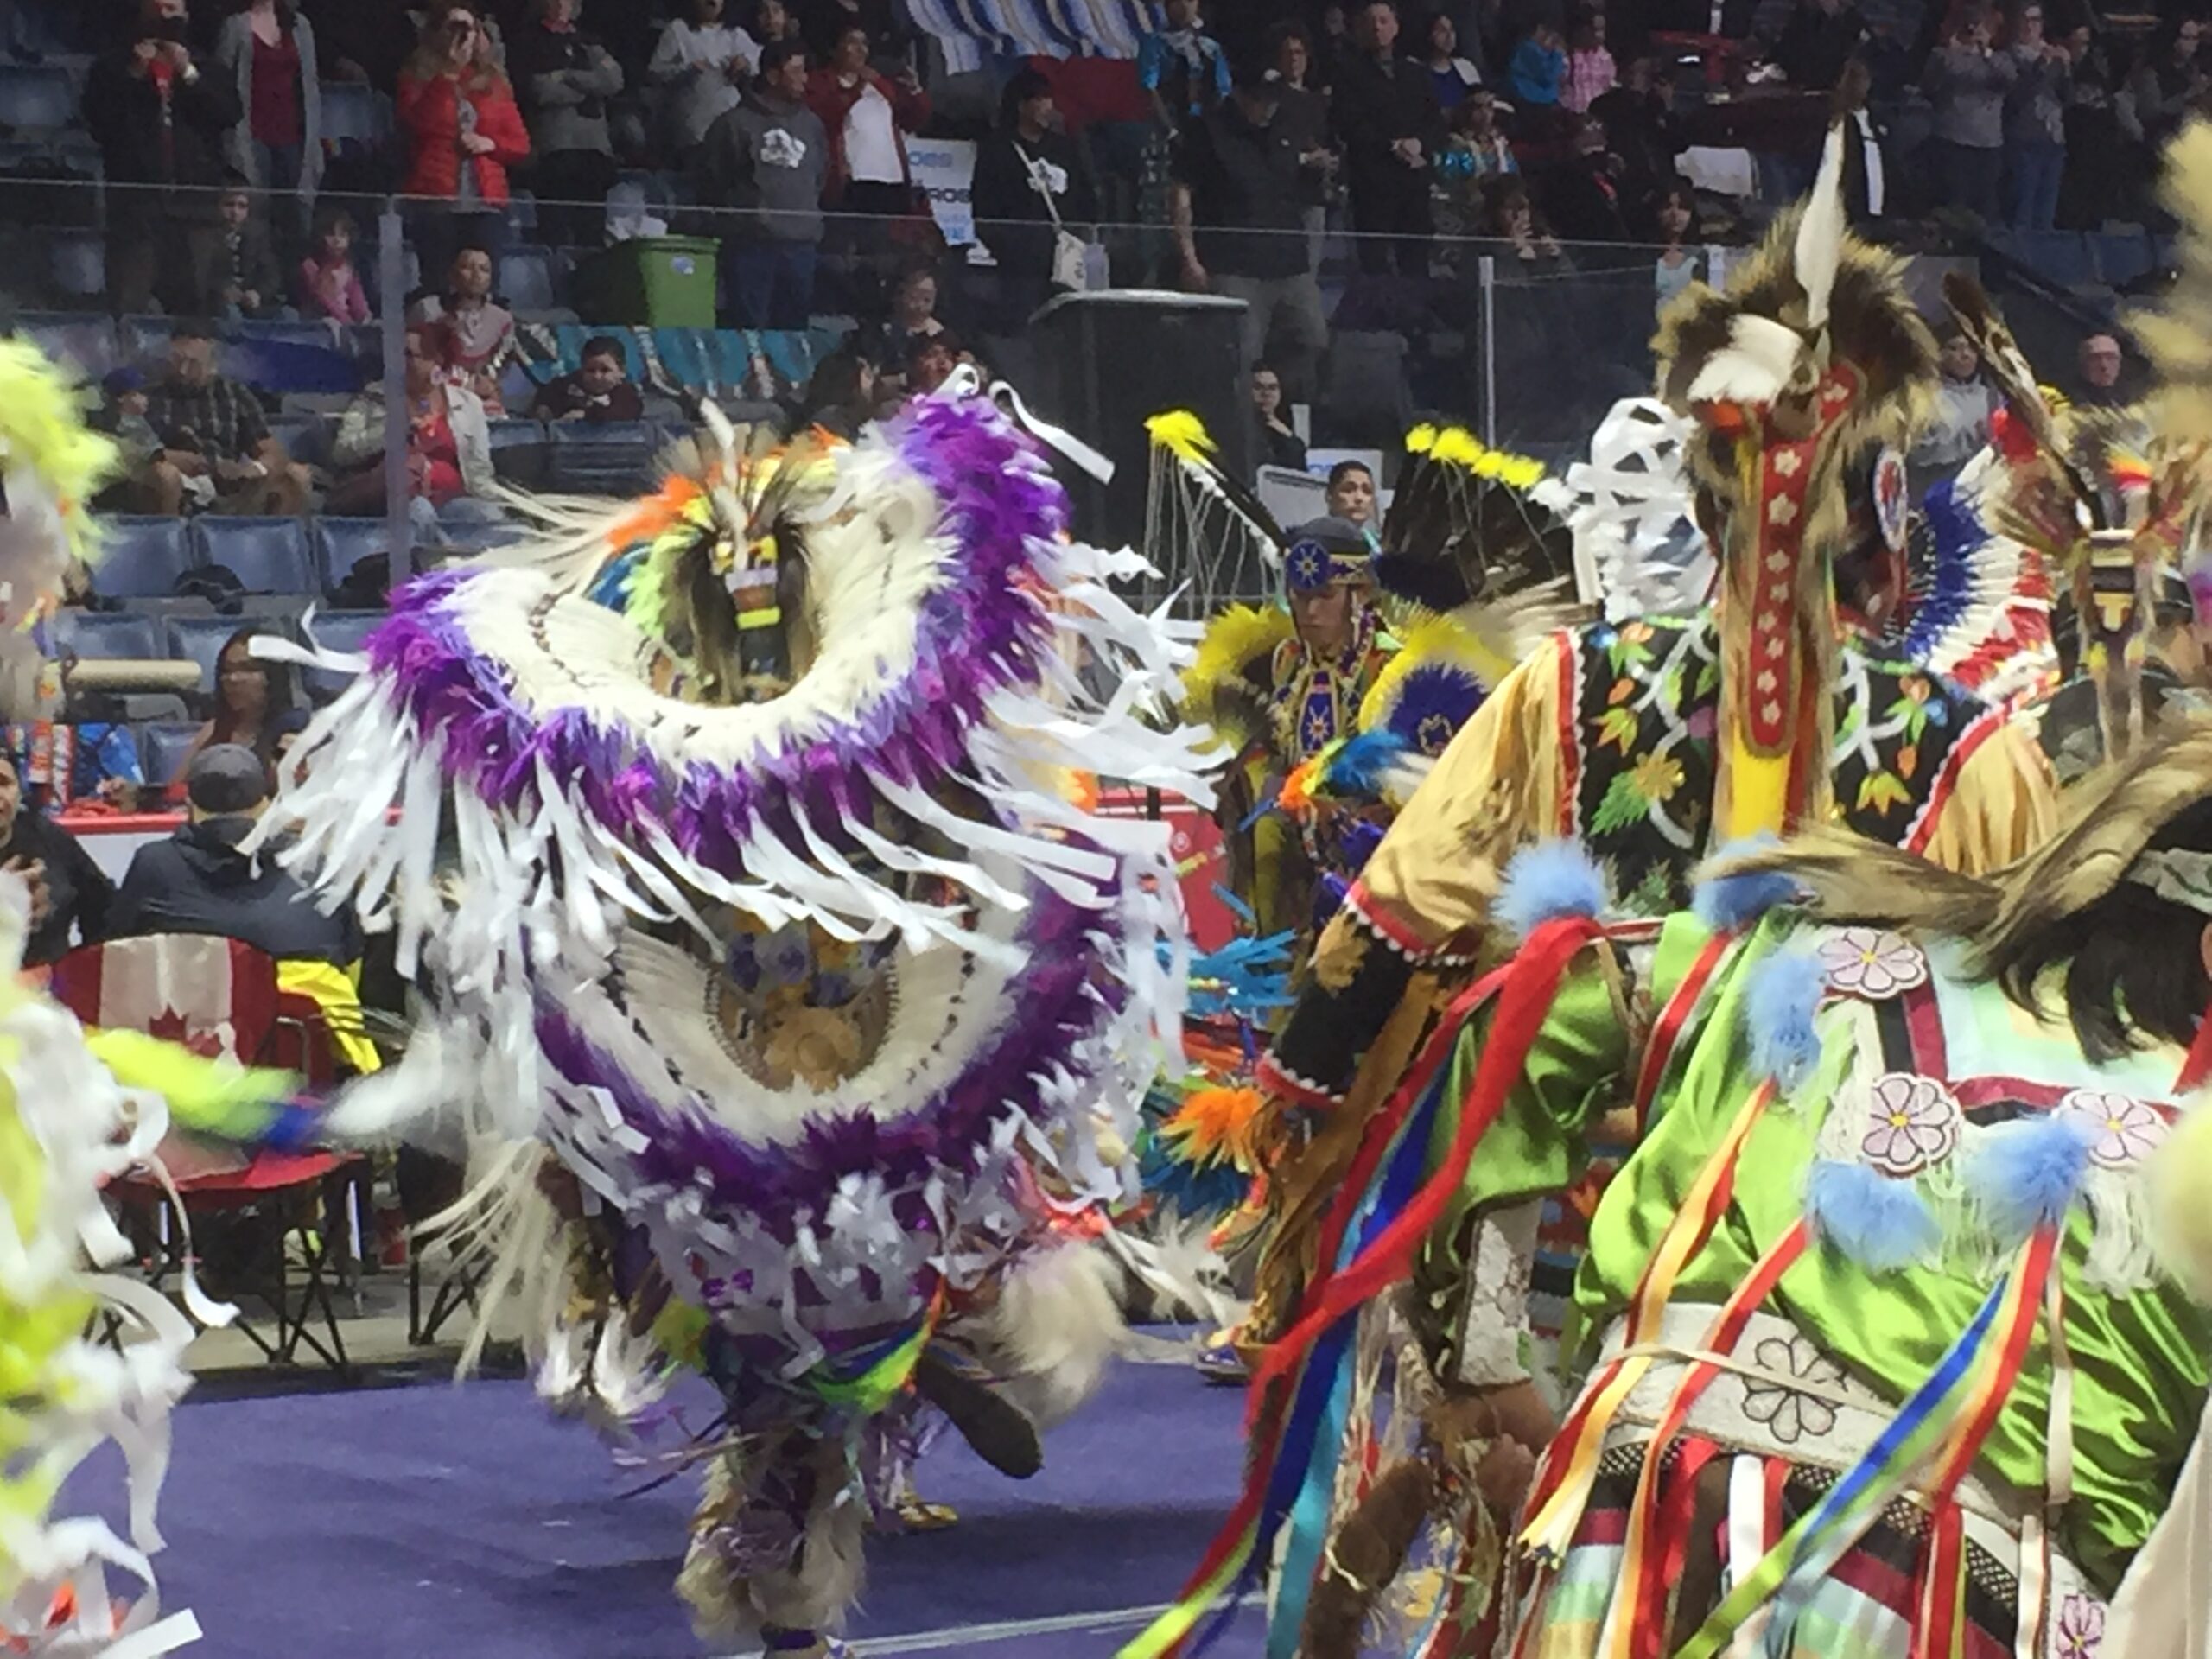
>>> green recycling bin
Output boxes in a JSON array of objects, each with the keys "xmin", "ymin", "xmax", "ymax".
[{"xmin": 580, "ymin": 235, "xmax": 721, "ymax": 327}]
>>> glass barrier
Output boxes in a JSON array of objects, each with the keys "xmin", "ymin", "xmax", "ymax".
[{"xmin": 28, "ymin": 164, "xmax": 2069, "ymax": 639}]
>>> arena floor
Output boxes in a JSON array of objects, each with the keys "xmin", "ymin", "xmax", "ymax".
[{"xmin": 67, "ymin": 1352, "xmax": 1267, "ymax": 1657}]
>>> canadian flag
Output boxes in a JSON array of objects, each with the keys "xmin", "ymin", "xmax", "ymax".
[{"xmin": 54, "ymin": 935, "xmax": 283, "ymax": 1180}]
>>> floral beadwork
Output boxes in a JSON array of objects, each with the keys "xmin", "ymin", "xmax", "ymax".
[
  {"xmin": 2054, "ymin": 1592, "xmax": 2104, "ymax": 1658},
  {"xmin": 2056, "ymin": 1090, "xmax": 2170, "ymax": 1171},
  {"xmin": 1859, "ymin": 1072, "xmax": 1963, "ymax": 1176},
  {"xmin": 1817, "ymin": 927, "xmax": 1929, "ymax": 1000},
  {"xmin": 1740, "ymin": 1334, "xmax": 1846, "ymax": 1444}
]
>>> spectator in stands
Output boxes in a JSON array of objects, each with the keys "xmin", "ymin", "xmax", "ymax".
[
  {"xmin": 2075, "ymin": 331, "xmax": 2126, "ymax": 407},
  {"xmin": 801, "ymin": 342, "xmax": 879, "ymax": 434},
  {"xmin": 874, "ymin": 264, "xmax": 946, "ymax": 371},
  {"xmin": 1263, "ymin": 22, "xmax": 1334, "ymax": 272},
  {"xmin": 0, "ymin": 749, "xmax": 112, "ymax": 967},
  {"xmin": 973, "ymin": 68, "xmax": 1095, "ymax": 322},
  {"xmin": 1488, "ymin": 178, "xmax": 1567, "ymax": 269},
  {"xmin": 1651, "ymin": 183, "xmax": 1702, "ymax": 305},
  {"xmin": 701, "ymin": 39, "xmax": 830, "ymax": 330},
  {"xmin": 753, "ymin": 0, "xmax": 804, "ymax": 48},
  {"xmin": 1417, "ymin": 11, "xmax": 1484, "ymax": 111},
  {"xmin": 397, "ymin": 3, "xmax": 531, "ymax": 283},
  {"xmin": 131, "ymin": 324, "xmax": 311, "ymax": 517},
  {"xmin": 1910, "ymin": 328, "xmax": 1999, "ymax": 482},
  {"xmin": 1560, "ymin": 11, "xmax": 1616, "ymax": 113},
  {"xmin": 808, "ymin": 23, "xmax": 928, "ymax": 215},
  {"xmin": 1433, "ymin": 87, "xmax": 1516, "ymax": 245},
  {"xmin": 86, "ymin": 0, "xmax": 246, "ymax": 317},
  {"xmin": 2002, "ymin": 4, "xmax": 2067, "ymax": 233},
  {"xmin": 800, "ymin": 0, "xmax": 900, "ymax": 62},
  {"xmin": 296, "ymin": 205, "xmax": 369, "ymax": 322},
  {"xmin": 1506, "ymin": 21, "xmax": 1564, "ymax": 111},
  {"xmin": 1171, "ymin": 57, "xmax": 1327, "ymax": 402},
  {"xmin": 648, "ymin": 0, "xmax": 760, "ymax": 162},
  {"xmin": 215, "ymin": 0, "xmax": 322, "ymax": 251},
  {"xmin": 71, "ymin": 723, "xmax": 146, "ymax": 814},
  {"xmin": 1139, "ymin": 0, "xmax": 1230, "ymax": 135},
  {"xmin": 1325, "ymin": 459, "xmax": 1379, "ymax": 545},
  {"xmin": 184, "ymin": 626, "xmax": 295, "ymax": 779},
  {"xmin": 109, "ymin": 743, "xmax": 365, "ymax": 971},
  {"xmin": 95, "ymin": 368, "xmax": 162, "ymax": 479},
  {"xmin": 1547, "ymin": 114, "xmax": 1630, "ymax": 241},
  {"xmin": 408, "ymin": 245, "xmax": 517, "ymax": 416},
  {"xmin": 1336, "ymin": 1, "xmax": 1446, "ymax": 276},
  {"xmin": 532, "ymin": 334, "xmax": 645, "ymax": 421},
  {"xmin": 903, "ymin": 331, "xmax": 959, "ymax": 397},
  {"xmin": 1251, "ymin": 362, "xmax": 1306, "ymax": 471},
  {"xmin": 2120, "ymin": 17, "xmax": 2204, "ymax": 160},
  {"xmin": 1923, "ymin": 6, "xmax": 2014, "ymax": 224},
  {"xmin": 188, "ymin": 178, "xmax": 286, "ymax": 321},
  {"xmin": 1771, "ymin": 0, "xmax": 1865, "ymax": 91},
  {"xmin": 511, "ymin": 0, "xmax": 624, "ymax": 248},
  {"xmin": 1592, "ymin": 57, "xmax": 1682, "ymax": 213},
  {"xmin": 328, "ymin": 325, "xmax": 501, "ymax": 528},
  {"xmin": 2058, "ymin": 22, "xmax": 2120, "ymax": 231}
]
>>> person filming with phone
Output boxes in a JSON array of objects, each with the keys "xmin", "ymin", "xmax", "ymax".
[{"xmin": 86, "ymin": 0, "xmax": 244, "ymax": 316}]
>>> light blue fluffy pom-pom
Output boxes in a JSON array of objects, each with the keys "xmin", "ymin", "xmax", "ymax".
[
  {"xmin": 1805, "ymin": 1160, "xmax": 1942, "ymax": 1272},
  {"xmin": 1745, "ymin": 945, "xmax": 1826, "ymax": 1093},
  {"xmin": 1966, "ymin": 1115, "xmax": 2098, "ymax": 1246},
  {"xmin": 1693, "ymin": 836, "xmax": 1802, "ymax": 933},
  {"xmin": 1495, "ymin": 841, "xmax": 1609, "ymax": 942}
]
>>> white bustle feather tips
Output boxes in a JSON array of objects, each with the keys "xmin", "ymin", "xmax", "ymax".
[
  {"xmin": 1796, "ymin": 119, "xmax": 1849, "ymax": 334},
  {"xmin": 263, "ymin": 385, "xmax": 1211, "ymax": 1483}
]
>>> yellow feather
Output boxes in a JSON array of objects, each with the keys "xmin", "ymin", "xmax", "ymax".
[
  {"xmin": 1431, "ymin": 427, "xmax": 1483, "ymax": 468},
  {"xmin": 0, "ymin": 340, "xmax": 119, "ymax": 567},
  {"xmin": 1145, "ymin": 410, "xmax": 1217, "ymax": 465},
  {"xmin": 1405, "ymin": 423, "xmax": 1440, "ymax": 455},
  {"xmin": 1184, "ymin": 604, "xmax": 1294, "ymax": 732}
]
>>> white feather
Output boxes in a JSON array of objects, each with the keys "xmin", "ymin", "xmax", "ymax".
[
  {"xmin": 1684, "ymin": 314, "xmax": 1808, "ymax": 407},
  {"xmin": 1796, "ymin": 119, "xmax": 1849, "ymax": 333}
]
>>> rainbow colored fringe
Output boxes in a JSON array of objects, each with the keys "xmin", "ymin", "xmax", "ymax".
[{"xmin": 1121, "ymin": 914, "xmax": 1607, "ymax": 1659}]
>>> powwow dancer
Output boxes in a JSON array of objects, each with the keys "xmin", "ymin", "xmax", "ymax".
[{"xmin": 264, "ymin": 380, "xmax": 1217, "ymax": 1657}]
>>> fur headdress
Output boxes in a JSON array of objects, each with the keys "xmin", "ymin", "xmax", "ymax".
[{"xmin": 1654, "ymin": 122, "xmax": 1938, "ymax": 841}]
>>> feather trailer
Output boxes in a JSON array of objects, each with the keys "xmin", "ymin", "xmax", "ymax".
[
  {"xmin": 1375, "ymin": 425, "xmax": 1577, "ymax": 615},
  {"xmin": 1794, "ymin": 119, "xmax": 1849, "ymax": 334}
]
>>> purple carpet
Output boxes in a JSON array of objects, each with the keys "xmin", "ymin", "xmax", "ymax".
[{"xmin": 64, "ymin": 1357, "xmax": 1267, "ymax": 1656}]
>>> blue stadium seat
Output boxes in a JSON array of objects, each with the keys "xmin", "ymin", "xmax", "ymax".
[
  {"xmin": 50, "ymin": 609, "xmax": 161, "ymax": 661},
  {"xmin": 315, "ymin": 517, "xmax": 389, "ymax": 596},
  {"xmin": 300, "ymin": 609, "xmax": 384, "ymax": 700},
  {"xmin": 497, "ymin": 245, "xmax": 558, "ymax": 314},
  {"xmin": 545, "ymin": 420, "xmax": 661, "ymax": 496},
  {"xmin": 141, "ymin": 720, "xmax": 202, "ymax": 789},
  {"xmin": 89, "ymin": 517, "xmax": 198, "ymax": 600},
  {"xmin": 165, "ymin": 614, "xmax": 258, "ymax": 695},
  {"xmin": 0, "ymin": 65, "xmax": 79, "ymax": 131},
  {"xmin": 486, "ymin": 418, "xmax": 549, "ymax": 488},
  {"xmin": 318, "ymin": 83, "xmax": 392, "ymax": 147},
  {"xmin": 506, "ymin": 189, "xmax": 537, "ymax": 233},
  {"xmin": 2091, "ymin": 230, "xmax": 2155, "ymax": 289},
  {"xmin": 47, "ymin": 226, "xmax": 101, "ymax": 299},
  {"xmin": 2016, "ymin": 231, "xmax": 2096, "ymax": 289},
  {"xmin": 16, "ymin": 310, "xmax": 118, "ymax": 378},
  {"xmin": 194, "ymin": 516, "xmax": 317, "ymax": 594}
]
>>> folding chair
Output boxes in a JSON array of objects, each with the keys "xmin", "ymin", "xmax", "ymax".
[{"xmin": 54, "ymin": 933, "xmax": 363, "ymax": 1376}]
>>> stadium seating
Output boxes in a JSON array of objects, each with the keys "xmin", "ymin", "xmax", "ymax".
[
  {"xmin": 165, "ymin": 614, "xmax": 259, "ymax": 695},
  {"xmin": 318, "ymin": 84, "xmax": 393, "ymax": 148},
  {"xmin": 315, "ymin": 517, "xmax": 389, "ymax": 598},
  {"xmin": 91, "ymin": 518, "xmax": 198, "ymax": 600},
  {"xmin": 193, "ymin": 517, "xmax": 318, "ymax": 595},
  {"xmin": 47, "ymin": 226, "xmax": 100, "ymax": 299},
  {"xmin": 0, "ymin": 64, "xmax": 79, "ymax": 133},
  {"xmin": 51, "ymin": 609, "xmax": 161, "ymax": 662},
  {"xmin": 497, "ymin": 245, "xmax": 567, "ymax": 319},
  {"xmin": 141, "ymin": 720, "xmax": 203, "ymax": 788},
  {"xmin": 546, "ymin": 420, "xmax": 661, "ymax": 496},
  {"xmin": 300, "ymin": 610, "xmax": 384, "ymax": 702}
]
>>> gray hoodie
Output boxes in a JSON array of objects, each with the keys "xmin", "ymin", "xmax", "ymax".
[
  {"xmin": 698, "ymin": 87, "xmax": 830, "ymax": 243},
  {"xmin": 1923, "ymin": 42, "xmax": 2017, "ymax": 149}
]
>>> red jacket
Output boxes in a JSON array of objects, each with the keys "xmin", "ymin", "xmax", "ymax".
[
  {"xmin": 397, "ymin": 69, "xmax": 531, "ymax": 205},
  {"xmin": 804, "ymin": 67, "xmax": 930, "ymax": 200}
]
